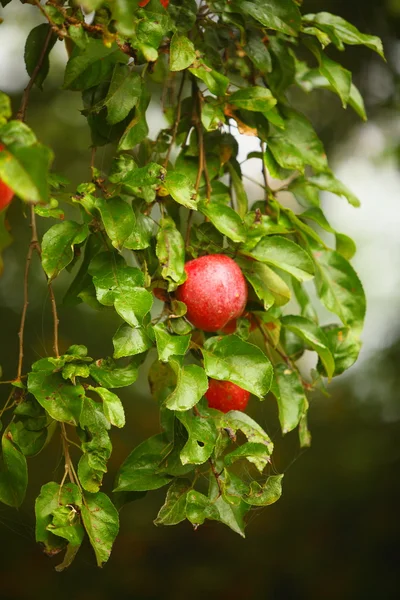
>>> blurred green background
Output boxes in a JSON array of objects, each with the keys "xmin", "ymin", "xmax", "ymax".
[{"xmin": 1, "ymin": 1, "xmax": 400, "ymax": 598}]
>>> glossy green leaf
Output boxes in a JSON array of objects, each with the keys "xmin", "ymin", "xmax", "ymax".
[
  {"xmin": 118, "ymin": 87, "xmax": 150, "ymax": 150},
  {"xmin": 304, "ymin": 38, "xmax": 352, "ymax": 107},
  {"xmin": 313, "ymin": 249, "xmax": 366, "ymax": 333},
  {"xmin": 0, "ymin": 430, "xmax": 28, "ymax": 507},
  {"xmin": 243, "ymin": 474, "xmax": 284, "ymax": 506},
  {"xmin": 176, "ymin": 409, "xmax": 218, "ymax": 465},
  {"xmin": 24, "ymin": 24, "xmax": 57, "ymax": 90},
  {"xmin": 303, "ymin": 12, "xmax": 385, "ymax": 58},
  {"xmin": 185, "ymin": 490, "xmax": 219, "ymax": 525},
  {"xmin": 114, "ymin": 434, "xmax": 173, "ymax": 492},
  {"xmin": 301, "ymin": 207, "xmax": 356, "ymax": 260},
  {"xmin": 273, "ymin": 363, "xmax": 308, "ymax": 434},
  {"xmin": 268, "ymin": 108, "xmax": 328, "ymax": 173},
  {"xmin": 104, "ymin": 64, "xmax": 142, "ymax": 124},
  {"xmin": 113, "ymin": 324, "xmax": 153, "ymax": 359},
  {"xmin": 221, "ymin": 410, "xmax": 273, "ymax": 456},
  {"xmin": 165, "ymin": 359, "xmax": 208, "ymax": 411},
  {"xmin": 229, "ymin": 86, "xmax": 276, "ymax": 113},
  {"xmin": 245, "ymin": 33, "xmax": 272, "ymax": 75},
  {"xmin": 47, "ymin": 505, "xmax": 85, "ymax": 546},
  {"xmin": 154, "ymin": 479, "xmax": 191, "ymax": 526},
  {"xmin": 88, "ymin": 252, "xmax": 144, "ymax": 306},
  {"xmin": 89, "ymin": 358, "xmax": 139, "ymax": 389},
  {"xmin": 202, "ymin": 335, "xmax": 273, "ymax": 398},
  {"xmin": 35, "ymin": 482, "xmax": 82, "ymax": 556},
  {"xmin": 224, "ymin": 442, "xmax": 271, "ymax": 473},
  {"xmin": 163, "ymin": 172, "xmax": 197, "ymax": 209},
  {"xmin": 233, "ymin": 0, "xmax": 301, "ymax": 36},
  {"xmin": 248, "ymin": 236, "xmax": 315, "ymax": 282},
  {"xmin": 41, "ymin": 221, "xmax": 89, "ymax": 280},
  {"xmin": 170, "ymin": 33, "xmax": 196, "ymax": 71},
  {"xmin": 319, "ymin": 325, "xmax": 362, "ymax": 376},
  {"xmin": 95, "ymin": 197, "xmax": 135, "ymax": 250},
  {"xmin": 114, "ymin": 289, "xmax": 153, "ymax": 328},
  {"xmin": 63, "ymin": 39, "xmax": 127, "ymax": 90},
  {"xmin": 81, "ymin": 491, "xmax": 119, "ymax": 568},
  {"xmin": 226, "ymin": 161, "xmax": 248, "ymax": 218},
  {"xmin": 153, "ymin": 323, "xmax": 191, "ymax": 362},
  {"xmin": 88, "ymin": 386, "xmax": 125, "ymax": 428},
  {"xmin": 201, "ymin": 100, "xmax": 225, "ymax": 131},
  {"xmin": 189, "ymin": 65, "xmax": 229, "ymax": 96},
  {"xmin": 281, "ymin": 315, "xmax": 335, "ymax": 378},
  {"xmin": 198, "ymin": 200, "xmax": 246, "ymax": 243},
  {"xmin": 28, "ymin": 369, "xmax": 85, "ymax": 425},
  {"xmin": 156, "ymin": 217, "xmax": 186, "ymax": 287},
  {"xmin": 237, "ymin": 256, "xmax": 290, "ymax": 308},
  {"xmin": 307, "ymin": 172, "xmax": 360, "ymax": 208}
]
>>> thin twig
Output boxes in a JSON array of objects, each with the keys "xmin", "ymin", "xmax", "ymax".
[
  {"xmin": 261, "ymin": 141, "xmax": 269, "ymax": 213},
  {"xmin": 163, "ymin": 72, "xmax": 186, "ymax": 168},
  {"xmin": 60, "ymin": 423, "xmax": 77, "ymax": 485},
  {"xmin": 209, "ymin": 458, "xmax": 223, "ymax": 497},
  {"xmin": 16, "ymin": 25, "xmax": 54, "ymax": 122},
  {"xmin": 16, "ymin": 225, "xmax": 36, "ymax": 380}
]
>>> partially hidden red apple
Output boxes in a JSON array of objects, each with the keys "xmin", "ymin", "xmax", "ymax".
[
  {"xmin": 176, "ymin": 254, "xmax": 248, "ymax": 332},
  {"xmin": 205, "ymin": 379, "xmax": 250, "ymax": 413},
  {"xmin": 0, "ymin": 144, "xmax": 14, "ymax": 211}
]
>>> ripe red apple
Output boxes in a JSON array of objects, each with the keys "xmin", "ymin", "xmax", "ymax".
[
  {"xmin": 0, "ymin": 144, "xmax": 14, "ymax": 211},
  {"xmin": 176, "ymin": 254, "xmax": 248, "ymax": 332},
  {"xmin": 205, "ymin": 379, "xmax": 250, "ymax": 413}
]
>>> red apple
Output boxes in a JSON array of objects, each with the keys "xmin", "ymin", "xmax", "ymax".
[
  {"xmin": 205, "ymin": 379, "xmax": 250, "ymax": 413},
  {"xmin": 176, "ymin": 254, "xmax": 248, "ymax": 332}
]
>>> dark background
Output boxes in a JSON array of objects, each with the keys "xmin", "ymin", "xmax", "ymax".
[{"xmin": 1, "ymin": 1, "xmax": 400, "ymax": 598}]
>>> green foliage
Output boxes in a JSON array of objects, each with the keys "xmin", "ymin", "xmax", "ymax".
[{"xmin": 0, "ymin": 0, "xmax": 383, "ymax": 570}]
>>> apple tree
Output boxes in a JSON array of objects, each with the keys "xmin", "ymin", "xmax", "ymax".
[{"xmin": 0, "ymin": 0, "xmax": 383, "ymax": 570}]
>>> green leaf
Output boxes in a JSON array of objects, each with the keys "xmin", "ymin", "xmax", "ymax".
[
  {"xmin": 154, "ymin": 479, "xmax": 191, "ymax": 526},
  {"xmin": 281, "ymin": 315, "xmax": 335, "ymax": 379},
  {"xmin": 201, "ymin": 100, "xmax": 225, "ymax": 131},
  {"xmin": 35, "ymin": 482, "xmax": 82, "ymax": 556},
  {"xmin": 118, "ymin": 87, "xmax": 150, "ymax": 151},
  {"xmin": 198, "ymin": 200, "xmax": 246, "ymax": 243},
  {"xmin": 163, "ymin": 172, "xmax": 197, "ymax": 209},
  {"xmin": 95, "ymin": 197, "xmax": 135, "ymax": 250},
  {"xmin": 313, "ymin": 249, "xmax": 366, "ymax": 333},
  {"xmin": 233, "ymin": 0, "xmax": 301, "ymax": 36},
  {"xmin": 186, "ymin": 490, "xmax": 219, "ymax": 525},
  {"xmin": 47, "ymin": 505, "xmax": 85, "ymax": 546},
  {"xmin": 89, "ymin": 358, "xmax": 139, "ymax": 389},
  {"xmin": 300, "ymin": 207, "xmax": 356, "ymax": 260},
  {"xmin": 202, "ymin": 335, "xmax": 273, "ymax": 398},
  {"xmin": 299, "ymin": 414, "xmax": 312, "ymax": 448},
  {"xmin": 245, "ymin": 32, "xmax": 272, "ymax": 75},
  {"xmin": 113, "ymin": 324, "xmax": 153, "ymax": 359},
  {"xmin": 115, "ymin": 162, "xmax": 166, "ymax": 189},
  {"xmin": 221, "ymin": 410, "xmax": 273, "ymax": 456},
  {"xmin": 237, "ymin": 256, "xmax": 290, "ymax": 308},
  {"xmin": 114, "ymin": 434, "xmax": 173, "ymax": 492},
  {"xmin": 209, "ymin": 472, "xmax": 248, "ymax": 537},
  {"xmin": 304, "ymin": 38, "xmax": 352, "ymax": 107},
  {"xmin": 248, "ymin": 236, "xmax": 315, "ymax": 282},
  {"xmin": 272, "ymin": 363, "xmax": 308, "ymax": 434},
  {"xmin": 156, "ymin": 217, "xmax": 186, "ymax": 287},
  {"xmin": 104, "ymin": 64, "xmax": 142, "ymax": 125},
  {"xmin": 63, "ymin": 234, "xmax": 103, "ymax": 307},
  {"xmin": 243, "ymin": 474, "xmax": 284, "ymax": 506},
  {"xmin": 224, "ymin": 442, "xmax": 271, "ymax": 473},
  {"xmin": 28, "ymin": 369, "xmax": 85, "ymax": 425},
  {"xmin": 170, "ymin": 33, "xmax": 196, "ymax": 71},
  {"xmin": 189, "ymin": 64, "xmax": 229, "ymax": 96},
  {"xmin": 88, "ymin": 387, "xmax": 125, "ymax": 428},
  {"xmin": 41, "ymin": 221, "xmax": 89, "ymax": 280},
  {"xmin": 81, "ymin": 491, "xmax": 119, "ymax": 567},
  {"xmin": 63, "ymin": 39, "xmax": 127, "ymax": 90},
  {"xmin": 114, "ymin": 288, "xmax": 153, "ymax": 329},
  {"xmin": 88, "ymin": 252, "xmax": 144, "ymax": 306},
  {"xmin": 153, "ymin": 323, "xmax": 191, "ymax": 362},
  {"xmin": 229, "ymin": 86, "xmax": 276, "ymax": 113},
  {"xmin": 24, "ymin": 24, "xmax": 57, "ymax": 90},
  {"xmin": 0, "ymin": 430, "xmax": 28, "ymax": 507},
  {"xmin": 176, "ymin": 409, "xmax": 218, "ymax": 465},
  {"xmin": 0, "ymin": 135, "xmax": 53, "ymax": 203},
  {"xmin": 165, "ymin": 359, "xmax": 208, "ymax": 411},
  {"xmin": 169, "ymin": 0, "xmax": 197, "ymax": 32},
  {"xmin": 268, "ymin": 108, "xmax": 328, "ymax": 173},
  {"xmin": 226, "ymin": 161, "xmax": 248, "ymax": 218},
  {"xmin": 318, "ymin": 325, "xmax": 361, "ymax": 376},
  {"xmin": 303, "ymin": 12, "xmax": 385, "ymax": 58},
  {"xmin": 307, "ymin": 172, "xmax": 360, "ymax": 208}
]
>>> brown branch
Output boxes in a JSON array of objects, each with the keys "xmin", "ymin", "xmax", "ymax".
[{"xmin": 16, "ymin": 25, "xmax": 54, "ymax": 122}]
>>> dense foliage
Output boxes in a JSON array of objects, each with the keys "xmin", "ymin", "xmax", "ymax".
[{"xmin": 0, "ymin": 0, "xmax": 383, "ymax": 570}]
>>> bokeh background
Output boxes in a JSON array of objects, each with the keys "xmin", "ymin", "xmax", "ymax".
[{"xmin": 1, "ymin": 0, "xmax": 400, "ymax": 598}]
